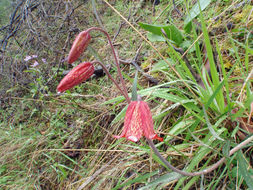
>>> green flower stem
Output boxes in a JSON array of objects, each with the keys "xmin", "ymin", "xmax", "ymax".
[
  {"xmin": 92, "ymin": 61, "xmax": 130, "ymax": 103},
  {"xmin": 147, "ymin": 135, "xmax": 253, "ymax": 176},
  {"xmin": 87, "ymin": 27, "xmax": 130, "ymax": 103}
]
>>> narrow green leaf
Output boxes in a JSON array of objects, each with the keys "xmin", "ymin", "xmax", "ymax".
[
  {"xmin": 204, "ymin": 80, "xmax": 224, "ymax": 111},
  {"xmin": 112, "ymin": 170, "xmax": 158, "ymax": 190},
  {"xmin": 175, "ymin": 128, "xmax": 225, "ymax": 189},
  {"xmin": 111, "ymin": 105, "xmax": 128, "ymax": 124},
  {"xmin": 203, "ymin": 106, "xmax": 224, "ymax": 141},
  {"xmin": 102, "ymin": 95, "xmax": 125, "ymax": 105},
  {"xmin": 139, "ymin": 172, "xmax": 182, "ymax": 190},
  {"xmin": 87, "ymin": 46, "xmax": 103, "ymax": 63},
  {"xmin": 151, "ymin": 91, "xmax": 185, "ymax": 103},
  {"xmin": 166, "ymin": 120, "xmax": 195, "ymax": 141},
  {"xmin": 184, "ymin": 0, "xmax": 211, "ymax": 25},
  {"xmin": 103, "ymin": 80, "xmax": 194, "ymax": 105},
  {"xmin": 222, "ymin": 140, "xmax": 230, "ymax": 157},
  {"xmin": 215, "ymin": 38, "xmax": 230, "ymax": 107},
  {"xmin": 169, "ymin": 45, "xmax": 195, "ymax": 82},
  {"xmin": 237, "ymin": 151, "xmax": 253, "ymax": 189},
  {"xmin": 114, "ymin": 168, "xmax": 131, "ymax": 188},
  {"xmin": 131, "ymin": 71, "xmax": 138, "ymax": 101},
  {"xmin": 199, "ymin": 3, "xmax": 225, "ymax": 112}
]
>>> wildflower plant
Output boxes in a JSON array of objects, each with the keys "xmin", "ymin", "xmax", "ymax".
[{"xmin": 57, "ymin": 27, "xmax": 253, "ymax": 178}]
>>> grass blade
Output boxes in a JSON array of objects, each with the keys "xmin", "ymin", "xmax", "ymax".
[{"xmin": 237, "ymin": 151, "xmax": 253, "ymax": 189}]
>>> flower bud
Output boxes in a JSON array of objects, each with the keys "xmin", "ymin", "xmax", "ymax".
[
  {"xmin": 67, "ymin": 31, "xmax": 91, "ymax": 64},
  {"xmin": 57, "ymin": 62, "xmax": 94, "ymax": 93}
]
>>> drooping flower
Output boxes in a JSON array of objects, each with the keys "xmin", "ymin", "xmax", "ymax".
[
  {"xmin": 114, "ymin": 101, "xmax": 163, "ymax": 142},
  {"xmin": 57, "ymin": 62, "xmax": 94, "ymax": 93},
  {"xmin": 67, "ymin": 31, "xmax": 91, "ymax": 64}
]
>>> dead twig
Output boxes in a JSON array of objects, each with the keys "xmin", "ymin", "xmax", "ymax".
[
  {"xmin": 113, "ymin": 7, "xmax": 132, "ymax": 42},
  {"xmin": 173, "ymin": 0, "xmax": 182, "ymax": 17},
  {"xmin": 119, "ymin": 45, "xmax": 159, "ymax": 84},
  {"xmin": 77, "ymin": 157, "xmax": 116, "ymax": 190},
  {"xmin": 92, "ymin": 0, "xmax": 105, "ymax": 29}
]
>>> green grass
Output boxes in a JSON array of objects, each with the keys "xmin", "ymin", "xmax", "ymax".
[
  {"xmin": 1, "ymin": 0, "xmax": 253, "ymax": 189},
  {"xmin": 0, "ymin": 0, "xmax": 11, "ymax": 26}
]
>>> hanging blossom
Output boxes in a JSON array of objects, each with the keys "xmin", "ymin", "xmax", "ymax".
[
  {"xmin": 57, "ymin": 62, "xmax": 94, "ymax": 93},
  {"xmin": 114, "ymin": 101, "xmax": 163, "ymax": 142}
]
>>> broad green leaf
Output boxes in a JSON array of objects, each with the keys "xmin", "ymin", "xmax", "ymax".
[
  {"xmin": 184, "ymin": 21, "xmax": 192, "ymax": 34},
  {"xmin": 139, "ymin": 23, "xmax": 163, "ymax": 35},
  {"xmin": 181, "ymin": 40, "xmax": 195, "ymax": 53},
  {"xmin": 139, "ymin": 22, "xmax": 183, "ymax": 45},
  {"xmin": 163, "ymin": 25, "xmax": 183, "ymax": 45},
  {"xmin": 147, "ymin": 33, "xmax": 166, "ymax": 42}
]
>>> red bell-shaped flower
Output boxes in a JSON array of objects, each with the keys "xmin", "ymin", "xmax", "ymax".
[
  {"xmin": 114, "ymin": 101, "xmax": 163, "ymax": 142},
  {"xmin": 57, "ymin": 62, "xmax": 94, "ymax": 93},
  {"xmin": 68, "ymin": 31, "xmax": 91, "ymax": 64}
]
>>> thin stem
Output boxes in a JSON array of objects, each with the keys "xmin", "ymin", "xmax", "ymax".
[
  {"xmin": 92, "ymin": 61, "xmax": 130, "ymax": 103},
  {"xmin": 147, "ymin": 135, "xmax": 253, "ymax": 176},
  {"xmin": 87, "ymin": 27, "xmax": 130, "ymax": 103}
]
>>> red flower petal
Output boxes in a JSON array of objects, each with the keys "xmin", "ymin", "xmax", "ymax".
[
  {"xmin": 114, "ymin": 101, "xmax": 143, "ymax": 142},
  {"xmin": 68, "ymin": 31, "xmax": 91, "ymax": 64},
  {"xmin": 57, "ymin": 62, "xmax": 94, "ymax": 93},
  {"xmin": 114, "ymin": 101, "xmax": 163, "ymax": 142}
]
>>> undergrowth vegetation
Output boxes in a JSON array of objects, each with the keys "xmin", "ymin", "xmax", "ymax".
[{"xmin": 0, "ymin": 0, "xmax": 252, "ymax": 189}]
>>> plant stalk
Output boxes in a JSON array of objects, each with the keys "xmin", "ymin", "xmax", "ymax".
[
  {"xmin": 147, "ymin": 135, "xmax": 253, "ymax": 176},
  {"xmin": 87, "ymin": 27, "xmax": 130, "ymax": 103},
  {"xmin": 92, "ymin": 61, "xmax": 130, "ymax": 102}
]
